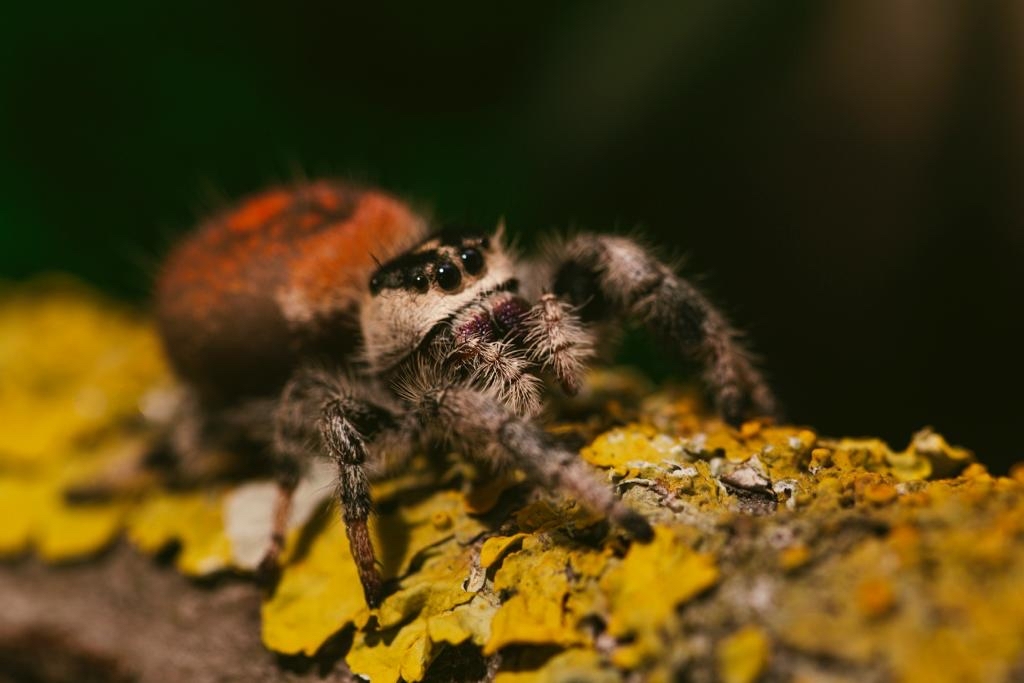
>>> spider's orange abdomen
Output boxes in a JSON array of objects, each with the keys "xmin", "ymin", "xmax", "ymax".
[{"xmin": 155, "ymin": 181, "xmax": 427, "ymax": 401}]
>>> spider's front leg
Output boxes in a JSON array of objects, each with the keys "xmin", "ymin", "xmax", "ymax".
[
  {"xmin": 320, "ymin": 398, "xmax": 385, "ymax": 606},
  {"xmin": 423, "ymin": 386, "xmax": 653, "ymax": 542},
  {"xmin": 269, "ymin": 368, "xmax": 406, "ymax": 607},
  {"xmin": 551, "ymin": 235, "xmax": 778, "ymax": 425}
]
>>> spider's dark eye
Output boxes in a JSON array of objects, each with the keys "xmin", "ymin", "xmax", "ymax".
[
  {"xmin": 410, "ymin": 271, "xmax": 429, "ymax": 293},
  {"xmin": 434, "ymin": 262, "xmax": 462, "ymax": 291},
  {"xmin": 369, "ymin": 274, "xmax": 383, "ymax": 295},
  {"xmin": 459, "ymin": 248, "xmax": 484, "ymax": 275}
]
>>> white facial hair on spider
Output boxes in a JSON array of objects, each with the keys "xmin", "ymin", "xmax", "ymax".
[{"xmin": 359, "ymin": 228, "xmax": 521, "ymax": 375}]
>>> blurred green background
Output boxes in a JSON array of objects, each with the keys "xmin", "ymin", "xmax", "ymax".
[{"xmin": 2, "ymin": 2, "xmax": 1022, "ymax": 469}]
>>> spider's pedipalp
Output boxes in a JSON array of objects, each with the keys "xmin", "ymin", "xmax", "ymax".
[
  {"xmin": 523, "ymin": 292, "xmax": 595, "ymax": 395},
  {"xmin": 458, "ymin": 338, "xmax": 544, "ymax": 417}
]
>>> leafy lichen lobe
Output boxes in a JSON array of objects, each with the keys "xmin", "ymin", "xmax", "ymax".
[{"xmin": 2, "ymin": 280, "xmax": 1022, "ymax": 683}]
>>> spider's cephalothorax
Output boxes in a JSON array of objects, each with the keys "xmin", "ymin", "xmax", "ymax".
[
  {"xmin": 152, "ymin": 181, "xmax": 778, "ymax": 607},
  {"xmin": 359, "ymin": 229, "xmax": 552, "ymax": 417}
]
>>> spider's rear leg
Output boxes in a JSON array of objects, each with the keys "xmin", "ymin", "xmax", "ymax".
[
  {"xmin": 426, "ymin": 387, "xmax": 653, "ymax": 542},
  {"xmin": 552, "ymin": 234, "xmax": 778, "ymax": 425},
  {"xmin": 66, "ymin": 389, "xmax": 227, "ymax": 502}
]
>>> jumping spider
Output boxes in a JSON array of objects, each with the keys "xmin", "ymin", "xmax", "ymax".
[{"xmin": 151, "ymin": 181, "xmax": 777, "ymax": 607}]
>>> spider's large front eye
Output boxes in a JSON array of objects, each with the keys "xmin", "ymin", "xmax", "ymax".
[
  {"xmin": 435, "ymin": 262, "xmax": 462, "ymax": 291},
  {"xmin": 459, "ymin": 248, "xmax": 484, "ymax": 275},
  {"xmin": 369, "ymin": 274, "xmax": 383, "ymax": 295},
  {"xmin": 410, "ymin": 271, "xmax": 429, "ymax": 293}
]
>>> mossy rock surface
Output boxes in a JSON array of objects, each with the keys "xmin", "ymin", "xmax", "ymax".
[{"xmin": 1, "ymin": 279, "xmax": 1022, "ymax": 683}]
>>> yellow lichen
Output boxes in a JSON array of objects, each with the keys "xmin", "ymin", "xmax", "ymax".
[
  {"xmin": 0, "ymin": 278, "xmax": 169, "ymax": 465},
  {"xmin": 855, "ymin": 577, "xmax": 896, "ymax": 619},
  {"xmin": 717, "ymin": 626, "xmax": 770, "ymax": 683},
  {"xmin": 778, "ymin": 542, "xmax": 810, "ymax": 572},
  {"xmin": 601, "ymin": 526, "xmax": 719, "ymax": 669},
  {"xmin": 0, "ymin": 469, "xmax": 127, "ymax": 564},
  {"xmin": 494, "ymin": 648, "xmax": 616, "ymax": 683},
  {"xmin": 127, "ymin": 490, "xmax": 233, "ymax": 575},
  {"xmin": 7, "ymin": 278, "xmax": 1024, "ymax": 683},
  {"xmin": 347, "ymin": 620, "xmax": 432, "ymax": 683},
  {"xmin": 426, "ymin": 592, "xmax": 500, "ymax": 647},
  {"xmin": 0, "ymin": 281, "xmax": 168, "ymax": 563},
  {"xmin": 602, "ymin": 527, "xmax": 718, "ymax": 639},
  {"xmin": 37, "ymin": 496, "xmax": 128, "ymax": 562},
  {"xmin": 485, "ymin": 536, "xmax": 596, "ymax": 654},
  {"xmin": 0, "ymin": 478, "xmax": 49, "ymax": 555},
  {"xmin": 479, "ymin": 533, "xmax": 527, "ymax": 569},
  {"xmin": 581, "ymin": 424, "xmax": 666, "ymax": 474},
  {"xmin": 260, "ymin": 518, "xmax": 369, "ymax": 656},
  {"xmin": 375, "ymin": 544, "xmax": 476, "ymax": 630},
  {"xmin": 262, "ymin": 488, "xmax": 485, "ymax": 662}
]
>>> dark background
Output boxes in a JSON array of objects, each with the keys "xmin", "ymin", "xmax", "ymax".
[{"xmin": 3, "ymin": 2, "xmax": 1022, "ymax": 469}]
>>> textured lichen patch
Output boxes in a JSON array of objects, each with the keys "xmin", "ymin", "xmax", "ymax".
[
  {"xmin": 494, "ymin": 648, "xmax": 615, "ymax": 683},
  {"xmin": 718, "ymin": 626, "xmax": 770, "ymax": 683},
  {"xmin": 0, "ymin": 281, "xmax": 167, "ymax": 561},
  {"xmin": 261, "ymin": 518, "xmax": 368, "ymax": 655},
  {"xmin": 347, "ymin": 619, "xmax": 432, "ymax": 683},
  {"xmin": 0, "ymin": 278, "xmax": 169, "ymax": 465},
  {"xmin": 601, "ymin": 526, "xmax": 719, "ymax": 667},
  {"xmin": 484, "ymin": 535, "xmax": 605, "ymax": 655},
  {"xmin": 127, "ymin": 490, "xmax": 233, "ymax": 575},
  {"xmin": 6, "ymin": 278, "xmax": 1024, "ymax": 683}
]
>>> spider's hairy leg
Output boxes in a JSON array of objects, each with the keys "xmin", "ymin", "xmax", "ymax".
[
  {"xmin": 66, "ymin": 389, "xmax": 236, "ymax": 502},
  {"xmin": 552, "ymin": 234, "xmax": 778, "ymax": 425},
  {"xmin": 269, "ymin": 368, "xmax": 405, "ymax": 607},
  {"xmin": 320, "ymin": 398, "xmax": 381, "ymax": 606},
  {"xmin": 424, "ymin": 387, "xmax": 653, "ymax": 542},
  {"xmin": 523, "ymin": 292, "xmax": 595, "ymax": 395},
  {"xmin": 258, "ymin": 418, "xmax": 304, "ymax": 584}
]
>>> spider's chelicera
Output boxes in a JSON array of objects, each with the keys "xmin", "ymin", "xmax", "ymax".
[{"xmin": 149, "ymin": 183, "xmax": 777, "ymax": 607}]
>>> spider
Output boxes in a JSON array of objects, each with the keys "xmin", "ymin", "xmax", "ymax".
[{"xmin": 151, "ymin": 180, "xmax": 777, "ymax": 607}]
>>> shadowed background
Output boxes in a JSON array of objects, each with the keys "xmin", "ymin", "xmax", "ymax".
[{"xmin": 2, "ymin": 1, "xmax": 1022, "ymax": 469}]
